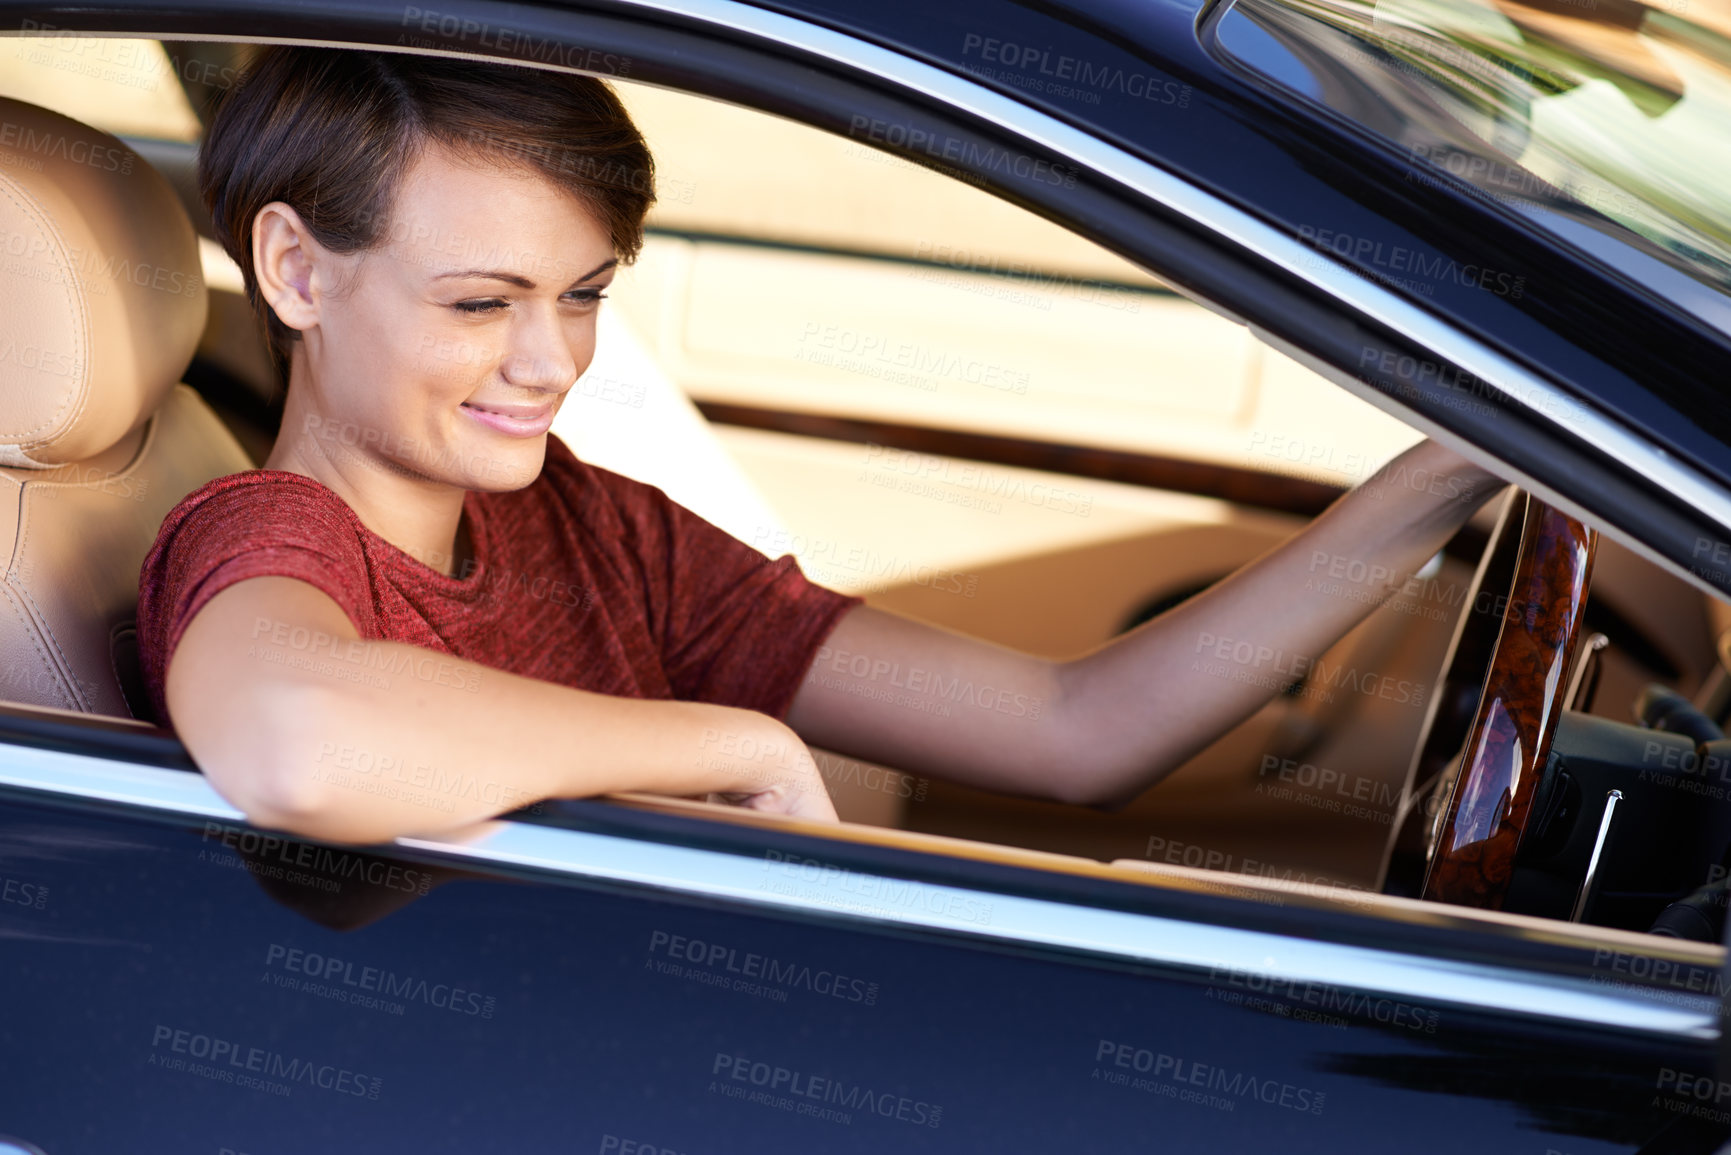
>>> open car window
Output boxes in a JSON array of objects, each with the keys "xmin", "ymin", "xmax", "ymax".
[
  {"xmin": 599, "ymin": 79, "xmax": 1439, "ymax": 877},
  {"xmin": 0, "ymin": 31, "xmax": 1723, "ymax": 935},
  {"xmin": 568, "ymin": 79, "xmax": 1716, "ymax": 909}
]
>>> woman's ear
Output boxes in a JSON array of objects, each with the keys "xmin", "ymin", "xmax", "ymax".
[{"xmin": 253, "ymin": 201, "xmax": 320, "ymax": 333}]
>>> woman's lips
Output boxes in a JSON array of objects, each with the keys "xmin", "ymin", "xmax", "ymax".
[{"xmin": 460, "ymin": 400, "xmax": 555, "ymax": 437}]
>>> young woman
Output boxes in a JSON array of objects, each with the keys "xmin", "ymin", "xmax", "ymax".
[{"xmin": 141, "ymin": 46, "xmax": 1504, "ymax": 844}]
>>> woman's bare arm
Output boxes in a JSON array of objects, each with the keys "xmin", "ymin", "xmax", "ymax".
[
  {"xmin": 168, "ymin": 575, "xmax": 835, "ymax": 843},
  {"xmin": 785, "ymin": 439, "xmax": 1505, "ymax": 806}
]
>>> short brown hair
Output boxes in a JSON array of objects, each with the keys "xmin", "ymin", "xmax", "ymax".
[{"xmin": 199, "ymin": 46, "xmax": 655, "ymax": 382}]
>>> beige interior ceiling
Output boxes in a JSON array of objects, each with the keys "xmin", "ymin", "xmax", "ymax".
[
  {"xmin": 609, "ymin": 235, "xmax": 1425, "ymax": 477},
  {"xmin": 0, "ymin": 37, "xmax": 200, "ymax": 140},
  {"xmin": 610, "ymin": 78, "xmax": 1424, "ymax": 480},
  {"xmin": 615, "ymin": 79, "xmax": 1167, "ymax": 286}
]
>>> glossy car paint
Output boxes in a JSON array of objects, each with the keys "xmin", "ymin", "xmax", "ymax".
[{"xmin": 0, "ymin": 743, "xmax": 1719, "ymax": 1151}]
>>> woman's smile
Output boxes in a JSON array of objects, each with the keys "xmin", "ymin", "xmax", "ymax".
[{"xmin": 459, "ymin": 397, "xmax": 558, "ymax": 437}]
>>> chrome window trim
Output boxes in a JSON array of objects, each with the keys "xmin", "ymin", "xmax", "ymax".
[{"xmin": 0, "ymin": 744, "xmax": 1715, "ymax": 1044}]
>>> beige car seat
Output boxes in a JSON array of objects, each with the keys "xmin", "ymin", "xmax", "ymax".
[{"xmin": 0, "ymin": 97, "xmax": 251, "ymax": 719}]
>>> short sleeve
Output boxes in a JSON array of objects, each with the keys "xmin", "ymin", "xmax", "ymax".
[
  {"xmin": 136, "ymin": 473, "xmax": 377, "ymax": 725},
  {"xmin": 585, "ymin": 465, "xmax": 862, "ymax": 717}
]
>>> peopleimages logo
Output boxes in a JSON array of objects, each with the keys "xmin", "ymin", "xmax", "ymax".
[
  {"xmin": 751, "ymin": 527, "xmax": 981, "ymax": 597},
  {"xmin": 1257, "ymin": 754, "xmax": 1403, "ymax": 813},
  {"xmin": 806, "ymin": 643, "xmax": 1044, "ymax": 719},
  {"xmin": 847, "ymin": 116, "xmax": 1078, "ymax": 189},
  {"xmin": 248, "ymin": 614, "xmax": 483, "ymax": 693},
  {"xmin": 199, "ymin": 821, "xmax": 434, "ymax": 896},
  {"xmin": 1592, "ymin": 948, "xmax": 1726, "ymax": 998},
  {"xmin": 859, "ymin": 444, "xmax": 1094, "ymax": 517},
  {"xmin": 264, "ymin": 943, "xmax": 497, "ymax": 1018},
  {"xmin": 0, "ymin": 119, "xmax": 132, "ymax": 173},
  {"xmin": 1206, "ymin": 965, "xmax": 1439, "ymax": 1032},
  {"xmin": 648, "ymin": 930, "xmax": 880, "ymax": 1005},
  {"xmin": 1093, "ymin": 1039, "xmax": 1325, "ymax": 1115},
  {"xmin": 760, "ymin": 850, "xmax": 994, "ymax": 926},
  {"xmin": 912, "ymin": 239, "xmax": 1141, "ymax": 313},
  {"xmin": 398, "ymin": 7, "xmax": 630, "ymax": 73},
  {"xmin": 959, "ymin": 33, "xmax": 1191, "ymax": 107},
  {"xmin": 711, "ymin": 1051, "xmax": 943, "ymax": 1127},
  {"xmin": 1191, "ymin": 630, "xmax": 1427, "ymax": 708},
  {"xmin": 0, "ymin": 873, "xmax": 47, "ymax": 910},
  {"xmin": 795, "ymin": 322, "xmax": 1031, "ymax": 395},
  {"xmin": 1634, "ymin": 739, "xmax": 1731, "ymax": 802},
  {"xmin": 149, "ymin": 1024, "xmax": 382, "ymax": 1100},
  {"xmin": 1297, "ymin": 225, "xmax": 1525, "ymax": 299},
  {"xmin": 1659, "ymin": 1067, "xmax": 1731, "ymax": 1107},
  {"xmin": 0, "ymin": 222, "xmax": 203, "ymax": 300}
]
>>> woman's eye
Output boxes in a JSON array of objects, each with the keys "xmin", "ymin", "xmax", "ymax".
[{"xmin": 452, "ymin": 292, "xmax": 605, "ymax": 314}]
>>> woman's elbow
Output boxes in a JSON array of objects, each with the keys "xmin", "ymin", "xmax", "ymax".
[
  {"xmin": 184, "ymin": 682, "xmax": 365, "ymax": 841},
  {"xmin": 1021, "ymin": 715, "xmax": 1133, "ymax": 809},
  {"xmin": 1042, "ymin": 742, "xmax": 1165, "ymax": 809},
  {"xmin": 227, "ymin": 759, "xmax": 342, "ymax": 838},
  {"xmin": 1048, "ymin": 772, "xmax": 1142, "ymax": 810},
  {"xmin": 195, "ymin": 731, "xmax": 350, "ymax": 840}
]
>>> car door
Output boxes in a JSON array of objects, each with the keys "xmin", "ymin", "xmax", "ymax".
[{"xmin": 0, "ymin": 706, "xmax": 1720, "ymax": 1151}]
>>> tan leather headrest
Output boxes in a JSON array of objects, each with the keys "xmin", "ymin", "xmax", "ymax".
[{"xmin": 0, "ymin": 97, "xmax": 206, "ymax": 466}]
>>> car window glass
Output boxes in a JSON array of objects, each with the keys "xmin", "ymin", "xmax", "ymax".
[{"xmin": 1211, "ymin": 0, "xmax": 1731, "ymax": 332}]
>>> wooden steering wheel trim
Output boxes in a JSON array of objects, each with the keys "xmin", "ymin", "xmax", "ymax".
[{"xmin": 1420, "ymin": 498, "xmax": 1597, "ymax": 909}]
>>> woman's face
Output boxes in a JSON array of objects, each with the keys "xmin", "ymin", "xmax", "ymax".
[{"xmin": 277, "ymin": 141, "xmax": 617, "ymax": 493}]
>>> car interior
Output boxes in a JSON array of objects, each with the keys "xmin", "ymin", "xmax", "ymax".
[{"xmin": 3, "ymin": 34, "xmax": 1728, "ymax": 945}]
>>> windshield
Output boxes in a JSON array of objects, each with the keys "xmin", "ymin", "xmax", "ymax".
[{"xmin": 1212, "ymin": 0, "xmax": 1731, "ymax": 332}]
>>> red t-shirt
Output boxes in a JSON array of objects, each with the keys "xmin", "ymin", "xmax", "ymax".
[{"xmin": 136, "ymin": 435, "xmax": 860, "ymax": 726}]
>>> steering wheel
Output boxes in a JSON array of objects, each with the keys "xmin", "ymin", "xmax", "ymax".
[{"xmin": 1379, "ymin": 491, "xmax": 1598, "ymax": 907}]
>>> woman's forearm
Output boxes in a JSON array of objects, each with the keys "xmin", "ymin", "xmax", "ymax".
[
  {"xmin": 170, "ymin": 576, "xmax": 832, "ymax": 844},
  {"xmin": 1051, "ymin": 440, "xmax": 1506, "ymax": 804},
  {"xmin": 264, "ymin": 662, "xmax": 826, "ymax": 841}
]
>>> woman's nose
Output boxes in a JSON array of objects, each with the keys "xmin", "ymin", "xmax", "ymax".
[
  {"xmin": 500, "ymin": 320, "xmax": 580, "ymax": 390},
  {"xmin": 499, "ymin": 348, "xmax": 577, "ymax": 390}
]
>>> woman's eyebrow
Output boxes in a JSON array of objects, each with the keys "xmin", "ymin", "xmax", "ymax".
[{"xmin": 432, "ymin": 258, "xmax": 619, "ymax": 289}]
